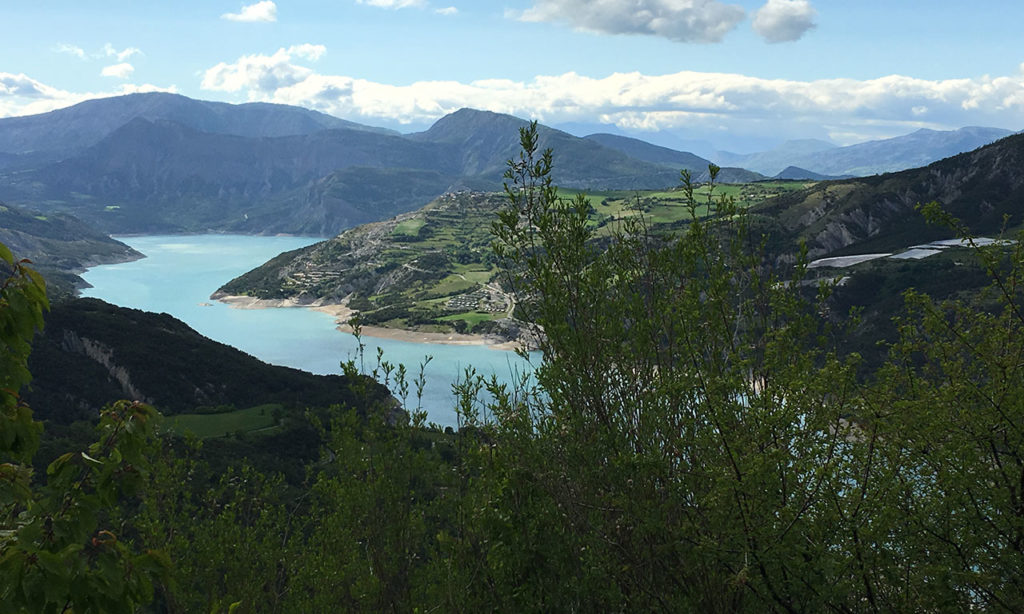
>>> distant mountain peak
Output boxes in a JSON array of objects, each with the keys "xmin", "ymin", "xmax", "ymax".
[
  {"xmin": 773, "ymin": 166, "xmax": 838, "ymax": 181},
  {"xmin": 0, "ymin": 92, "xmax": 395, "ymax": 159},
  {"xmin": 411, "ymin": 108, "xmax": 530, "ymax": 143}
]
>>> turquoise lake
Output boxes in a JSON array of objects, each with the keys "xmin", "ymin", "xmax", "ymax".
[{"xmin": 80, "ymin": 235, "xmax": 536, "ymax": 427}]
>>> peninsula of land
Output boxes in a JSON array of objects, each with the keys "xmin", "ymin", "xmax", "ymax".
[{"xmin": 212, "ymin": 292, "xmax": 522, "ymax": 351}]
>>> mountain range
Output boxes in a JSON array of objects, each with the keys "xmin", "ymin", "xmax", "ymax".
[
  {"xmin": 714, "ymin": 127, "xmax": 1014, "ymax": 177},
  {"xmin": 0, "ymin": 95, "xmax": 686, "ymax": 235},
  {"xmin": 0, "ymin": 92, "xmax": 393, "ymax": 170},
  {"xmin": 754, "ymin": 130, "xmax": 1024, "ymax": 259},
  {"xmin": 0, "ymin": 92, "xmax": 1015, "ymax": 236}
]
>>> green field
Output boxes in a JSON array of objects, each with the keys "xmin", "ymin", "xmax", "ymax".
[
  {"xmin": 164, "ymin": 404, "xmax": 282, "ymax": 438},
  {"xmin": 392, "ymin": 218, "xmax": 426, "ymax": 238}
]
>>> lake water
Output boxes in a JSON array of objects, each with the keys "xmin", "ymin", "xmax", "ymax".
[{"xmin": 80, "ymin": 235, "xmax": 536, "ymax": 427}]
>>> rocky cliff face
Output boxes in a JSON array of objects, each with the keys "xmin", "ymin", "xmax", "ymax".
[{"xmin": 60, "ymin": 330, "xmax": 147, "ymax": 403}]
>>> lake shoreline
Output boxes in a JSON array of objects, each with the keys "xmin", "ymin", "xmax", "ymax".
[{"xmin": 212, "ymin": 292, "xmax": 522, "ymax": 351}]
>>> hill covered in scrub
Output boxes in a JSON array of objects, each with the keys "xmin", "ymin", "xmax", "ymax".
[
  {"xmin": 751, "ymin": 131, "xmax": 1024, "ymax": 259},
  {"xmin": 0, "ymin": 200, "xmax": 141, "ymax": 297},
  {"xmin": 216, "ymin": 181, "xmax": 810, "ymax": 337}
]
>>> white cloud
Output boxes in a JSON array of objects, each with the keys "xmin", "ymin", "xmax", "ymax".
[
  {"xmin": 222, "ymin": 1, "xmax": 278, "ymax": 22},
  {"xmin": 7, "ymin": 50, "xmax": 1024, "ymax": 147},
  {"xmin": 515, "ymin": 0, "xmax": 746, "ymax": 44},
  {"xmin": 103, "ymin": 43, "xmax": 142, "ymax": 62},
  {"xmin": 436, "ymin": 6, "xmax": 458, "ymax": 15},
  {"xmin": 54, "ymin": 43, "xmax": 87, "ymax": 59},
  {"xmin": 0, "ymin": 72, "xmax": 176, "ymax": 118},
  {"xmin": 356, "ymin": 0, "xmax": 425, "ymax": 8},
  {"xmin": 201, "ymin": 45, "xmax": 324, "ymax": 93},
  {"xmin": 101, "ymin": 63, "xmax": 135, "ymax": 79},
  {"xmin": 752, "ymin": 0, "xmax": 816, "ymax": 43},
  {"xmin": 287, "ymin": 43, "xmax": 326, "ymax": 61},
  {"xmin": 0, "ymin": 73, "xmax": 61, "ymax": 99},
  {"xmin": 198, "ymin": 48, "xmax": 1024, "ymax": 143},
  {"xmin": 54, "ymin": 43, "xmax": 141, "ymax": 62}
]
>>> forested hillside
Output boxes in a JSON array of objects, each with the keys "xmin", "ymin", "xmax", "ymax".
[{"xmin": 26, "ymin": 298, "xmax": 387, "ymax": 422}]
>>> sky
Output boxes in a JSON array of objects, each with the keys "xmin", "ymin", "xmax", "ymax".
[{"xmin": 2, "ymin": 0, "xmax": 1024, "ymax": 151}]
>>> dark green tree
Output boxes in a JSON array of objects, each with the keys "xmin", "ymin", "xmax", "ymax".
[{"xmin": 0, "ymin": 243, "xmax": 167, "ymax": 613}]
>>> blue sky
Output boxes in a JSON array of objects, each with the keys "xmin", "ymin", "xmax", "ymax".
[{"xmin": 2, "ymin": 1, "xmax": 1023, "ymax": 150}]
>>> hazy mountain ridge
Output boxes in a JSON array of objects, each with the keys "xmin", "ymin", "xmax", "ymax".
[
  {"xmin": 583, "ymin": 133, "xmax": 765, "ymax": 182},
  {"xmin": 713, "ymin": 138, "xmax": 837, "ymax": 173},
  {"xmin": 3, "ymin": 117, "xmax": 460, "ymax": 233},
  {"xmin": 755, "ymin": 131, "xmax": 1024, "ymax": 259},
  {"xmin": 725, "ymin": 127, "xmax": 1012, "ymax": 177},
  {"xmin": 238, "ymin": 166, "xmax": 458, "ymax": 236},
  {"xmin": 0, "ymin": 92, "xmax": 394, "ymax": 161}
]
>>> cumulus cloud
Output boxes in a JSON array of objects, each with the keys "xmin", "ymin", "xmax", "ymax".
[
  {"xmin": 435, "ymin": 6, "xmax": 458, "ymax": 15},
  {"xmin": 101, "ymin": 63, "xmax": 135, "ymax": 79},
  {"xmin": 0, "ymin": 73, "xmax": 56, "ymax": 99},
  {"xmin": 0, "ymin": 72, "xmax": 176, "ymax": 118},
  {"xmin": 197, "ymin": 48, "xmax": 1024, "ymax": 143},
  {"xmin": 356, "ymin": 0, "xmax": 425, "ymax": 8},
  {"xmin": 514, "ymin": 0, "xmax": 746, "ymax": 43},
  {"xmin": 201, "ymin": 45, "xmax": 325, "ymax": 92},
  {"xmin": 752, "ymin": 0, "xmax": 816, "ymax": 43},
  {"xmin": 222, "ymin": 1, "xmax": 278, "ymax": 22}
]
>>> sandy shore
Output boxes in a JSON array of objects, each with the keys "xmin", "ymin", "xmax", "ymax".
[
  {"xmin": 336, "ymin": 322, "xmax": 521, "ymax": 351},
  {"xmin": 213, "ymin": 293, "xmax": 520, "ymax": 351}
]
